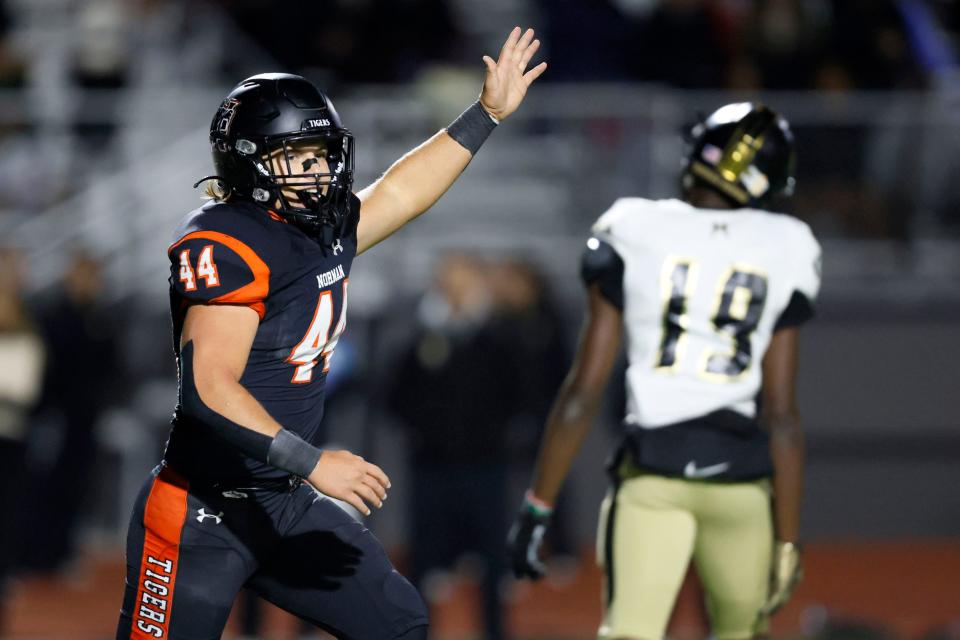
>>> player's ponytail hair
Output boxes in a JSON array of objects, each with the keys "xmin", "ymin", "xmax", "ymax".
[{"xmin": 195, "ymin": 177, "xmax": 231, "ymax": 202}]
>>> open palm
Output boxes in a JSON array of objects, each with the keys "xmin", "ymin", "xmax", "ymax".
[{"xmin": 479, "ymin": 27, "xmax": 547, "ymax": 122}]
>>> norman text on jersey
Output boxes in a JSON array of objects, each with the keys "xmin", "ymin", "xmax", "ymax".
[{"xmin": 317, "ymin": 264, "xmax": 346, "ymax": 288}]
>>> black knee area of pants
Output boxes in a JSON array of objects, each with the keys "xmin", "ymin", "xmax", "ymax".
[{"xmin": 394, "ymin": 623, "xmax": 429, "ymax": 640}]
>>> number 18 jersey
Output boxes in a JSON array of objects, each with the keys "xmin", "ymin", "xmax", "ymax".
[{"xmin": 585, "ymin": 197, "xmax": 821, "ymax": 431}]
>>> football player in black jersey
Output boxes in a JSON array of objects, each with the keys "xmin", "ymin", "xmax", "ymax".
[
  {"xmin": 508, "ymin": 104, "xmax": 820, "ymax": 639},
  {"xmin": 116, "ymin": 27, "xmax": 546, "ymax": 640}
]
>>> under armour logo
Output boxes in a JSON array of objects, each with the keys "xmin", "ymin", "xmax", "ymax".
[
  {"xmin": 196, "ymin": 508, "xmax": 223, "ymax": 524},
  {"xmin": 712, "ymin": 223, "xmax": 728, "ymax": 235},
  {"xmin": 331, "ymin": 239, "xmax": 343, "ymax": 255}
]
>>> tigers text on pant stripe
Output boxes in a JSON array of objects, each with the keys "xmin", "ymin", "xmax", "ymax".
[{"xmin": 131, "ymin": 468, "xmax": 188, "ymax": 639}]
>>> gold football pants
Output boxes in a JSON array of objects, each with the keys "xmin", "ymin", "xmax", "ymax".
[{"xmin": 596, "ymin": 469, "xmax": 772, "ymax": 640}]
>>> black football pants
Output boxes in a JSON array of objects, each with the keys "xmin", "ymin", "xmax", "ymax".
[{"xmin": 116, "ymin": 466, "xmax": 428, "ymax": 639}]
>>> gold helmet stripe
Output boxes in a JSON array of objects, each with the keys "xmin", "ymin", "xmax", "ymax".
[{"xmin": 715, "ymin": 105, "xmax": 776, "ymax": 184}]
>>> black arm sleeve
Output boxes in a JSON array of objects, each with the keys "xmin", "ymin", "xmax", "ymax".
[
  {"xmin": 774, "ymin": 290, "xmax": 815, "ymax": 330},
  {"xmin": 580, "ymin": 237, "xmax": 625, "ymax": 310},
  {"xmin": 179, "ymin": 340, "xmax": 273, "ymax": 463}
]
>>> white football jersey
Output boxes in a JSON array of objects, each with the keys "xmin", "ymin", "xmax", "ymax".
[{"xmin": 590, "ymin": 197, "xmax": 821, "ymax": 428}]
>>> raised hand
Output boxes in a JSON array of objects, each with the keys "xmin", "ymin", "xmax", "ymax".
[
  {"xmin": 307, "ymin": 449, "xmax": 391, "ymax": 516},
  {"xmin": 479, "ymin": 27, "xmax": 547, "ymax": 122}
]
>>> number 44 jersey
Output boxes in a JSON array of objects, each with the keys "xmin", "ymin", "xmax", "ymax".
[
  {"xmin": 162, "ymin": 197, "xmax": 359, "ymax": 485},
  {"xmin": 584, "ymin": 198, "xmax": 821, "ymax": 478}
]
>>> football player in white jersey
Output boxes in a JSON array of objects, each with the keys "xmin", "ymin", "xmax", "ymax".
[{"xmin": 507, "ymin": 103, "xmax": 821, "ymax": 639}]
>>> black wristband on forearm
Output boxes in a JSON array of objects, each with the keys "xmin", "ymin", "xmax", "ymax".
[
  {"xmin": 267, "ymin": 429, "xmax": 323, "ymax": 478},
  {"xmin": 446, "ymin": 101, "xmax": 498, "ymax": 155}
]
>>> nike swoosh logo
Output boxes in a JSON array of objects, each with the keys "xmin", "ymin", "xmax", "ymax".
[{"xmin": 684, "ymin": 460, "xmax": 730, "ymax": 479}]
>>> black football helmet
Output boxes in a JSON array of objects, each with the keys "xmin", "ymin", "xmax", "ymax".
[
  {"xmin": 682, "ymin": 102, "xmax": 795, "ymax": 208},
  {"xmin": 205, "ymin": 73, "xmax": 354, "ymax": 233}
]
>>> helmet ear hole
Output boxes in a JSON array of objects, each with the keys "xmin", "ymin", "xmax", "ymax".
[{"xmin": 236, "ymin": 139, "xmax": 257, "ymax": 155}]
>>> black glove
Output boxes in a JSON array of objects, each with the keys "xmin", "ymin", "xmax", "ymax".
[{"xmin": 506, "ymin": 495, "xmax": 552, "ymax": 580}]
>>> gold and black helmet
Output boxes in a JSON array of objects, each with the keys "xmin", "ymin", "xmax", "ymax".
[{"xmin": 682, "ymin": 102, "xmax": 796, "ymax": 209}]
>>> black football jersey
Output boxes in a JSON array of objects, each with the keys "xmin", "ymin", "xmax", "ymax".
[{"xmin": 162, "ymin": 197, "xmax": 359, "ymax": 484}]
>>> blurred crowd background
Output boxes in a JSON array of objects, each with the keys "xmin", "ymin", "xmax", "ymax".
[{"xmin": 0, "ymin": 0, "xmax": 958, "ymax": 638}]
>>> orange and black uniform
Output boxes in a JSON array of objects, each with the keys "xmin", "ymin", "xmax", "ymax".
[{"xmin": 116, "ymin": 198, "xmax": 427, "ymax": 639}]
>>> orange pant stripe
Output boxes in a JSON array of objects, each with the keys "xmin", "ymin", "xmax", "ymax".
[{"xmin": 130, "ymin": 468, "xmax": 188, "ymax": 639}]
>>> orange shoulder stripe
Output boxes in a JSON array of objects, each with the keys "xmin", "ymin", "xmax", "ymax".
[{"xmin": 168, "ymin": 230, "xmax": 270, "ymax": 319}]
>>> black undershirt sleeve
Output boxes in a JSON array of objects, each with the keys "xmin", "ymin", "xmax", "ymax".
[
  {"xmin": 774, "ymin": 290, "xmax": 815, "ymax": 330},
  {"xmin": 580, "ymin": 237, "xmax": 625, "ymax": 310},
  {"xmin": 178, "ymin": 340, "xmax": 273, "ymax": 463}
]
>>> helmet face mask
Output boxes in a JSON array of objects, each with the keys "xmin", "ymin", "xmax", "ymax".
[
  {"xmin": 249, "ymin": 131, "xmax": 354, "ymax": 230},
  {"xmin": 682, "ymin": 102, "xmax": 796, "ymax": 209},
  {"xmin": 206, "ymin": 73, "xmax": 355, "ymax": 235}
]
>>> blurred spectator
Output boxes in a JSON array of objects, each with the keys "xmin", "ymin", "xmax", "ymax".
[
  {"xmin": 0, "ymin": 247, "xmax": 44, "ymax": 629},
  {"xmin": 222, "ymin": 0, "xmax": 457, "ymax": 85},
  {"xmin": 0, "ymin": 0, "xmax": 24, "ymax": 88},
  {"xmin": 487, "ymin": 258, "xmax": 577, "ymax": 558},
  {"xmin": 740, "ymin": 0, "xmax": 829, "ymax": 90},
  {"xmin": 933, "ymin": 0, "xmax": 960, "ymax": 39},
  {"xmin": 487, "ymin": 259, "xmax": 567, "ymax": 466},
  {"xmin": 71, "ymin": 0, "xmax": 132, "ymax": 89},
  {"xmin": 536, "ymin": 0, "xmax": 633, "ymax": 82},
  {"xmin": 70, "ymin": 0, "xmax": 133, "ymax": 153},
  {"xmin": 789, "ymin": 122, "xmax": 891, "ymax": 238},
  {"xmin": 626, "ymin": 0, "xmax": 733, "ymax": 88},
  {"xmin": 388, "ymin": 252, "xmax": 519, "ymax": 640},
  {"xmin": 208, "ymin": 0, "xmax": 946, "ymax": 93},
  {"xmin": 827, "ymin": 0, "xmax": 924, "ymax": 89},
  {"xmin": 17, "ymin": 250, "xmax": 119, "ymax": 573},
  {"xmin": 895, "ymin": 0, "xmax": 958, "ymax": 88}
]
